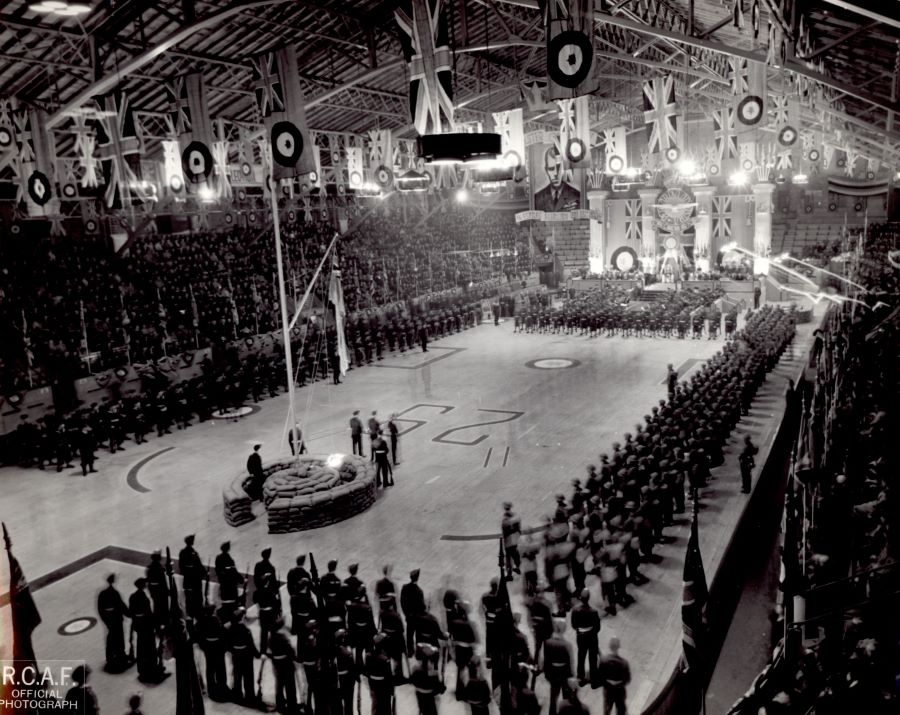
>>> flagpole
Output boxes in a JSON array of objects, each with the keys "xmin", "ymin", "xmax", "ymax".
[
  {"xmin": 80, "ymin": 300, "xmax": 92, "ymax": 375},
  {"xmin": 287, "ymin": 231, "xmax": 341, "ymax": 332},
  {"xmin": 270, "ymin": 177, "xmax": 300, "ymax": 458}
]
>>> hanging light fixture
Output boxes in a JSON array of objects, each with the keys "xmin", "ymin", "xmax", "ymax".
[
  {"xmin": 29, "ymin": 1, "xmax": 92, "ymax": 16},
  {"xmin": 417, "ymin": 132, "xmax": 501, "ymax": 166}
]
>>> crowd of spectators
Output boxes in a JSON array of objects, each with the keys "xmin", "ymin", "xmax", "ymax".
[
  {"xmin": 726, "ymin": 223, "xmax": 899, "ymax": 714},
  {"xmin": 0, "ymin": 208, "xmax": 531, "ymax": 395}
]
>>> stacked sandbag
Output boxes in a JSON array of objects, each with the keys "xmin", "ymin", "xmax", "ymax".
[{"xmin": 222, "ymin": 476, "xmax": 255, "ymax": 526}]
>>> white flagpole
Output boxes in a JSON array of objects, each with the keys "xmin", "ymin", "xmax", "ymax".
[
  {"xmin": 270, "ymin": 179, "xmax": 300, "ymax": 456},
  {"xmin": 80, "ymin": 300, "xmax": 92, "ymax": 374},
  {"xmin": 287, "ymin": 231, "xmax": 341, "ymax": 332}
]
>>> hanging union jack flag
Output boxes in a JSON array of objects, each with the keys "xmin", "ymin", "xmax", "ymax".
[
  {"xmin": 712, "ymin": 195, "xmax": 733, "ymax": 239},
  {"xmin": 713, "ymin": 106, "xmax": 739, "ymax": 162},
  {"xmin": 394, "ymin": 0, "xmax": 454, "ymax": 135},
  {"xmin": 643, "ymin": 75, "xmax": 678, "ymax": 154},
  {"xmin": 96, "ymin": 93, "xmax": 148, "ymax": 208},
  {"xmin": 251, "ymin": 53, "xmax": 285, "ymax": 119}
]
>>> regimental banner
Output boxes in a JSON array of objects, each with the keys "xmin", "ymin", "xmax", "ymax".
[
  {"xmin": 168, "ymin": 73, "xmax": 214, "ymax": 190},
  {"xmin": 251, "ymin": 47, "xmax": 317, "ymax": 182},
  {"xmin": 729, "ymin": 58, "xmax": 767, "ymax": 130},
  {"xmin": 712, "ymin": 195, "xmax": 733, "ymax": 239},
  {"xmin": 96, "ymin": 93, "xmax": 148, "ymax": 208},
  {"xmin": 643, "ymin": 75, "xmax": 679, "ymax": 155},
  {"xmin": 713, "ymin": 106, "xmax": 739, "ymax": 163},
  {"xmin": 394, "ymin": 0, "xmax": 454, "ymax": 135},
  {"xmin": 492, "ymin": 108, "xmax": 526, "ymax": 176},
  {"xmin": 346, "ymin": 145, "xmax": 364, "ymax": 189},
  {"xmin": 544, "ymin": 0, "xmax": 595, "ymax": 100},
  {"xmin": 557, "ymin": 96, "xmax": 590, "ymax": 168},
  {"xmin": 0, "ymin": 98, "xmax": 15, "ymax": 173},
  {"xmin": 367, "ymin": 129, "xmax": 393, "ymax": 186},
  {"xmin": 16, "ymin": 108, "xmax": 58, "ymax": 216},
  {"xmin": 602, "ymin": 126, "xmax": 627, "ymax": 174}
]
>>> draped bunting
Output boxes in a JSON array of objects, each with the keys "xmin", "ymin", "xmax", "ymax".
[{"xmin": 162, "ymin": 139, "xmax": 186, "ymax": 196}]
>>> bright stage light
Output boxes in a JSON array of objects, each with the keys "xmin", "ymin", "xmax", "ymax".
[
  {"xmin": 198, "ymin": 186, "xmax": 216, "ymax": 202},
  {"xmin": 720, "ymin": 241, "xmax": 738, "ymax": 253},
  {"xmin": 792, "ymin": 173, "xmax": 808, "ymax": 184},
  {"xmin": 676, "ymin": 158, "xmax": 696, "ymax": 176},
  {"xmin": 728, "ymin": 171, "xmax": 748, "ymax": 186},
  {"xmin": 455, "ymin": 188, "xmax": 469, "ymax": 203}
]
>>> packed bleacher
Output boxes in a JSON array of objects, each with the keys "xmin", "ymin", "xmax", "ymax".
[{"xmin": 725, "ymin": 223, "xmax": 899, "ymax": 715}]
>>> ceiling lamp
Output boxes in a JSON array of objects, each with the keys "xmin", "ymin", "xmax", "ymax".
[
  {"xmin": 417, "ymin": 132, "xmax": 501, "ymax": 165},
  {"xmin": 29, "ymin": 1, "xmax": 92, "ymax": 16},
  {"xmin": 395, "ymin": 169, "xmax": 431, "ymax": 192}
]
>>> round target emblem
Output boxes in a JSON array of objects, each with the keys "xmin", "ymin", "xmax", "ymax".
[
  {"xmin": 607, "ymin": 155, "xmax": 625, "ymax": 174},
  {"xmin": 778, "ymin": 126, "xmax": 797, "ymax": 147},
  {"xmin": 828, "ymin": 202, "xmax": 837, "ymax": 212},
  {"xmin": 337, "ymin": 184, "xmax": 345, "ymax": 195},
  {"xmin": 853, "ymin": 202, "xmax": 863, "ymax": 212},
  {"xmin": 288, "ymin": 210, "xmax": 296, "ymax": 222},
  {"xmin": 742, "ymin": 158, "xmax": 754, "ymax": 171},
  {"xmin": 331, "ymin": 150, "xmax": 341, "ymax": 164},
  {"xmin": 808, "ymin": 149, "xmax": 820, "ymax": 162},
  {"xmin": 374, "ymin": 165, "xmax": 393, "ymax": 188},
  {"xmin": 308, "ymin": 170, "xmax": 318, "ymax": 184},
  {"xmin": 565, "ymin": 138, "xmax": 587, "ymax": 164},
  {"xmin": 240, "ymin": 162, "xmax": 252, "ymax": 177},
  {"xmin": 349, "ymin": 171, "xmax": 363, "ymax": 188},
  {"xmin": 736, "ymin": 95, "xmax": 764, "ymax": 126},
  {"xmin": 709, "ymin": 164, "xmax": 720, "ymax": 176},
  {"xmin": 10, "ymin": 224, "xmax": 21, "ymax": 235},
  {"xmin": 248, "ymin": 212, "xmax": 257, "ymax": 224},
  {"xmin": 548, "ymin": 30, "xmax": 593, "ymax": 88},
  {"xmin": 27, "ymin": 170, "xmax": 52, "ymax": 206},
  {"xmin": 271, "ymin": 121, "xmax": 303, "ymax": 168},
  {"xmin": 867, "ymin": 171, "xmax": 875, "ymax": 180},
  {"xmin": 282, "ymin": 184, "xmax": 291, "ymax": 197},
  {"xmin": 181, "ymin": 141, "xmax": 213, "ymax": 182},
  {"xmin": 837, "ymin": 157, "xmax": 846, "ymax": 168},
  {"xmin": 237, "ymin": 189, "xmax": 247, "ymax": 202},
  {"xmin": 224, "ymin": 212, "xmax": 234, "ymax": 224},
  {"xmin": 611, "ymin": 246, "xmax": 638, "ymax": 272},
  {"xmin": 84, "ymin": 218, "xmax": 98, "ymax": 233},
  {"xmin": 168, "ymin": 174, "xmax": 184, "ymax": 193},
  {"xmin": 665, "ymin": 146, "xmax": 680, "ymax": 163},
  {"xmin": 61, "ymin": 183, "xmax": 78, "ymax": 199},
  {"xmin": 503, "ymin": 150, "xmax": 523, "ymax": 169},
  {"xmin": 0, "ymin": 126, "xmax": 13, "ymax": 149}
]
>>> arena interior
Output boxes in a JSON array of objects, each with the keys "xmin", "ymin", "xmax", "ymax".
[{"xmin": 0, "ymin": 1, "xmax": 898, "ymax": 714}]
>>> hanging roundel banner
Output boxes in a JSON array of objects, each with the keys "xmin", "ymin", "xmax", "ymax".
[
  {"xmin": 0, "ymin": 126, "xmax": 12, "ymax": 150},
  {"xmin": 331, "ymin": 150, "xmax": 341, "ymax": 164},
  {"xmin": 854, "ymin": 202, "xmax": 863, "ymax": 212},
  {"xmin": 61, "ymin": 183, "xmax": 78, "ymax": 199},
  {"xmin": 778, "ymin": 126, "xmax": 798, "ymax": 147},
  {"xmin": 611, "ymin": 246, "xmax": 638, "ymax": 273},
  {"xmin": 237, "ymin": 189, "xmax": 247, "ymax": 203},
  {"xmin": 867, "ymin": 171, "xmax": 876, "ymax": 180},
  {"xmin": 240, "ymin": 162, "xmax": 252, "ymax": 177},
  {"xmin": 547, "ymin": 30, "xmax": 593, "ymax": 88},
  {"xmin": 349, "ymin": 170, "xmax": 363, "ymax": 188},
  {"xmin": 337, "ymin": 184, "xmax": 345, "ymax": 195},
  {"xmin": 708, "ymin": 164, "xmax": 720, "ymax": 176},
  {"xmin": 288, "ymin": 210, "xmax": 296, "ymax": 222},
  {"xmin": 84, "ymin": 218, "xmax": 98, "ymax": 233},
  {"xmin": 665, "ymin": 146, "xmax": 680, "ymax": 164},
  {"xmin": 808, "ymin": 149, "xmax": 820, "ymax": 162},
  {"xmin": 181, "ymin": 141, "xmax": 213, "ymax": 182},
  {"xmin": 836, "ymin": 157, "xmax": 846, "ymax": 168},
  {"xmin": 308, "ymin": 170, "xmax": 318, "ymax": 185},
  {"xmin": 606, "ymin": 155, "xmax": 625, "ymax": 174},
  {"xmin": 10, "ymin": 224, "xmax": 21, "ymax": 235},
  {"xmin": 27, "ymin": 170, "xmax": 52, "ymax": 206},
  {"xmin": 742, "ymin": 157, "xmax": 755, "ymax": 172},
  {"xmin": 271, "ymin": 121, "xmax": 304, "ymax": 168},
  {"xmin": 374, "ymin": 165, "xmax": 393, "ymax": 188},
  {"xmin": 282, "ymin": 184, "xmax": 291, "ymax": 197},
  {"xmin": 168, "ymin": 174, "xmax": 184, "ymax": 194},
  {"xmin": 804, "ymin": 204, "xmax": 813, "ymax": 214},
  {"xmin": 736, "ymin": 95, "xmax": 764, "ymax": 126},
  {"xmin": 828, "ymin": 202, "xmax": 837, "ymax": 212},
  {"xmin": 224, "ymin": 212, "xmax": 234, "ymax": 224},
  {"xmin": 565, "ymin": 138, "xmax": 587, "ymax": 165},
  {"xmin": 248, "ymin": 212, "xmax": 257, "ymax": 224}
]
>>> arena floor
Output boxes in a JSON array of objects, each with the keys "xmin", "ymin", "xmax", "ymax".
[{"xmin": 0, "ymin": 311, "xmax": 816, "ymax": 714}]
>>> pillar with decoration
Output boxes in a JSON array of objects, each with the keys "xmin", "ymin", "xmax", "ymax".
[
  {"xmin": 693, "ymin": 185, "xmax": 715, "ymax": 273},
  {"xmin": 587, "ymin": 189, "xmax": 609, "ymax": 274},
  {"xmin": 638, "ymin": 187, "xmax": 660, "ymax": 273},
  {"xmin": 752, "ymin": 182, "xmax": 775, "ymax": 274}
]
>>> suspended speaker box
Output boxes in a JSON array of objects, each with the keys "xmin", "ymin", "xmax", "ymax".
[{"xmin": 417, "ymin": 133, "xmax": 501, "ymax": 164}]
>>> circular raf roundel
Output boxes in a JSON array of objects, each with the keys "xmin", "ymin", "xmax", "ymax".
[
  {"xmin": 288, "ymin": 210, "xmax": 296, "ymax": 222},
  {"xmin": 709, "ymin": 164, "xmax": 720, "ymax": 176},
  {"xmin": 27, "ymin": 170, "xmax": 52, "ymax": 206},
  {"xmin": 737, "ymin": 95, "xmax": 764, "ymax": 125},
  {"xmin": 248, "ymin": 212, "xmax": 257, "ymax": 224},
  {"xmin": 565, "ymin": 138, "xmax": 587, "ymax": 164},
  {"xmin": 240, "ymin": 161, "xmax": 252, "ymax": 177},
  {"xmin": 804, "ymin": 204, "xmax": 813, "ymax": 214},
  {"xmin": 337, "ymin": 184, "xmax": 345, "ymax": 195},
  {"xmin": 665, "ymin": 146, "xmax": 680, "ymax": 164},
  {"xmin": 224, "ymin": 212, "xmax": 234, "ymax": 224},
  {"xmin": 808, "ymin": 149, "xmax": 820, "ymax": 162},
  {"xmin": 525, "ymin": 358, "xmax": 581, "ymax": 370},
  {"xmin": 854, "ymin": 202, "xmax": 863, "ymax": 212},
  {"xmin": 664, "ymin": 236, "xmax": 679, "ymax": 251},
  {"xmin": 282, "ymin": 184, "xmax": 291, "ymax": 197},
  {"xmin": 349, "ymin": 170, "xmax": 363, "ymax": 188},
  {"xmin": 778, "ymin": 126, "xmax": 798, "ymax": 147},
  {"xmin": 611, "ymin": 246, "xmax": 638, "ymax": 272},
  {"xmin": 271, "ymin": 121, "xmax": 303, "ymax": 168},
  {"xmin": 331, "ymin": 150, "xmax": 341, "ymax": 164},
  {"xmin": 374, "ymin": 165, "xmax": 393, "ymax": 188},
  {"xmin": 237, "ymin": 189, "xmax": 247, "ymax": 202},
  {"xmin": 181, "ymin": 141, "xmax": 213, "ymax": 182},
  {"xmin": 308, "ymin": 170, "xmax": 318, "ymax": 184},
  {"xmin": 867, "ymin": 171, "xmax": 876, "ymax": 180},
  {"xmin": 548, "ymin": 30, "xmax": 593, "ymax": 88},
  {"xmin": 84, "ymin": 218, "xmax": 98, "ymax": 233},
  {"xmin": 837, "ymin": 157, "xmax": 846, "ymax": 168},
  {"xmin": 62, "ymin": 183, "xmax": 78, "ymax": 199},
  {"xmin": 0, "ymin": 126, "xmax": 13, "ymax": 149},
  {"xmin": 828, "ymin": 202, "xmax": 837, "ymax": 212},
  {"xmin": 607, "ymin": 155, "xmax": 625, "ymax": 174},
  {"xmin": 168, "ymin": 174, "xmax": 184, "ymax": 193},
  {"xmin": 10, "ymin": 224, "xmax": 21, "ymax": 235},
  {"xmin": 742, "ymin": 158, "xmax": 754, "ymax": 171}
]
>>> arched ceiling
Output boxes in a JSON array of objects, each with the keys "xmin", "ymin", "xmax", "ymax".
[{"xmin": 1, "ymin": 0, "xmax": 899, "ymax": 165}]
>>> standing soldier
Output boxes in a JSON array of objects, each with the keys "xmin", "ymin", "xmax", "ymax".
[
  {"xmin": 666, "ymin": 364, "xmax": 678, "ymax": 400},
  {"xmin": 544, "ymin": 619, "xmax": 574, "ymax": 715},
  {"xmin": 571, "ymin": 589, "xmax": 601, "ymax": 687},
  {"xmin": 598, "ymin": 637, "xmax": 631, "ymax": 715},
  {"xmin": 373, "ymin": 431, "xmax": 394, "ymax": 487},
  {"xmin": 97, "ymin": 574, "xmax": 130, "ymax": 673},
  {"xmin": 145, "ymin": 552, "xmax": 169, "ymax": 629},
  {"xmin": 178, "ymin": 534, "xmax": 205, "ymax": 622},
  {"xmin": 335, "ymin": 629, "xmax": 358, "ymax": 715},
  {"xmin": 739, "ymin": 434, "xmax": 758, "ymax": 494},
  {"xmin": 198, "ymin": 604, "xmax": 229, "ymax": 701},
  {"xmin": 215, "ymin": 541, "xmax": 241, "ymax": 619},
  {"xmin": 410, "ymin": 643, "xmax": 444, "ymax": 715},
  {"xmin": 380, "ymin": 603, "xmax": 407, "ymax": 680},
  {"xmin": 253, "ymin": 547, "xmax": 277, "ymax": 592},
  {"xmin": 347, "ymin": 586, "xmax": 376, "ymax": 669},
  {"xmin": 400, "ymin": 569, "xmax": 426, "ymax": 657},
  {"xmin": 366, "ymin": 634, "xmax": 395, "ymax": 715},
  {"xmin": 254, "ymin": 572, "xmax": 282, "ymax": 654},
  {"xmin": 350, "ymin": 410, "xmax": 364, "ymax": 456},
  {"xmin": 520, "ymin": 534, "xmax": 540, "ymax": 597},
  {"xmin": 462, "ymin": 656, "xmax": 492, "ymax": 715},
  {"xmin": 449, "ymin": 601, "xmax": 479, "ymax": 700},
  {"xmin": 245, "ymin": 444, "xmax": 264, "ymax": 501},
  {"xmin": 367, "ymin": 411, "xmax": 380, "ymax": 461},
  {"xmin": 375, "ymin": 564, "xmax": 397, "ymax": 616},
  {"xmin": 480, "ymin": 579, "xmax": 500, "ymax": 669},
  {"xmin": 527, "ymin": 590, "xmax": 553, "ymax": 685},
  {"xmin": 79, "ymin": 426, "xmax": 97, "ymax": 476},
  {"xmin": 387, "ymin": 414, "xmax": 400, "ymax": 465},
  {"xmin": 287, "ymin": 554, "xmax": 311, "ymax": 597},
  {"xmin": 501, "ymin": 502, "xmax": 522, "ymax": 576},
  {"xmin": 228, "ymin": 609, "xmax": 260, "ymax": 706},
  {"xmin": 268, "ymin": 617, "xmax": 299, "ymax": 714},
  {"xmin": 129, "ymin": 578, "xmax": 164, "ymax": 683}
]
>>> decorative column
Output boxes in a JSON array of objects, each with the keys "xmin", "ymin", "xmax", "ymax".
[
  {"xmin": 752, "ymin": 182, "xmax": 775, "ymax": 274},
  {"xmin": 638, "ymin": 188, "xmax": 660, "ymax": 273},
  {"xmin": 693, "ymin": 185, "xmax": 715, "ymax": 273},
  {"xmin": 587, "ymin": 189, "xmax": 609, "ymax": 274}
]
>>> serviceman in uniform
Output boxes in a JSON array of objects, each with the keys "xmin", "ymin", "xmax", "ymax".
[
  {"xmin": 350, "ymin": 410, "xmax": 364, "ymax": 456},
  {"xmin": 228, "ymin": 608, "xmax": 260, "ymax": 705},
  {"xmin": 268, "ymin": 616, "xmax": 299, "ymax": 714},
  {"xmin": 480, "ymin": 578, "xmax": 500, "ymax": 669},
  {"xmin": 739, "ymin": 434, "xmax": 758, "ymax": 494},
  {"xmin": 366, "ymin": 633, "xmax": 395, "ymax": 715},
  {"xmin": 544, "ymin": 618, "xmax": 574, "ymax": 715},
  {"xmin": 253, "ymin": 547, "xmax": 277, "ymax": 592},
  {"xmin": 387, "ymin": 414, "xmax": 400, "ymax": 465},
  {"xmin": 254, "ymin": 571, "xmax": 282, "ymax": 654},
  {"xmin": 410, "ymin": 642, "xmax": 444, "ymax": 715},
  {"xmin": 571, "ymin": 589, "xmax": 601, "ymax": 686},
  {"xmin": 129, "ymin": 578, "xmax": 164, "ymax": 683},
  {"xmin": 178, "ymin": 534, "xmax": 205, "ymax": 622},
  {"xmin": 501, "ymin": 503, "xmax": 522, "ymax": 576},
  {"xmin": 335, "ymin": 628, "xmax": 358, "ymax": 715},
  {"xmin": 347, "ymin": 585, "xmax": 376, "ymax": 669},
  {"xmin": 400, "ymin": 568, "xmax": 426, "ymax": 656},
  {"xmin": 373, "ymin": 430, "xmax": 394, "ymax": 487},
  {"xmin": 215, "ymin": 541, "xmax": 241, "ymax": 619},
  {"xmin": 198, "ymin": 604, "xmax": 229, "ymax": 701},
  {"xmin": 599, "ymin": 637, "xmax": 631, "ymax": 715},
  {"xmin": 97, "ymin": 573, "xmax": 130, "ymax": 673},
  {"xmin": 287, "ymin": 554, "xmax": 311, "ymax": 597},
  {"xmin": 375, "ymin": 564, "xmax": 397, "ymax": 616},
  {"xmin": 367, "ymin": 411, "xmax": 381, "ymax": 461},
  {"xmin": 145, "ymin": 551, "xmax": 169, "ymax": 629}
]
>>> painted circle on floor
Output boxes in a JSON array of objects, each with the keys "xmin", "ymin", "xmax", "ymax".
[
  {"xmin": 212, "ymin": 404, "xmax": 261, "ymax": 420},
  {"xmin": 58, "ymin": 617, "xmax": 97, "ymax": 636},
  {"xmin": 526, "ymin": 358, "xmax": 581, "ymax": 370}
]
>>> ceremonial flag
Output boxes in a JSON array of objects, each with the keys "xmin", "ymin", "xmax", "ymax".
[
  {"xmin": 394, "ymin": 0, "xmax": 454, "ymax": 135},
  {"xmin": 643, "ymin": 75, "xmax": 679, "ymax": 154},
  {"xmin": 165, "ymin": 548, "xmax": 205, "ymax": 715},
  {"xmin": 681, "ymin": 510, "xmax": 708, "ymax": 673},
  {"xmin": 1, "ymin": 523, "xmax": 42, "ymax": 714},
  {"xmin": 544, "ymin": 0, "xmax": 595, "ymax": 100},
  {"xmin": 97, "ymin": 93, "xmax": 147, "ymax": 208},
  {"xmin": 713, "ymin": 106, "xmax": 739, "ymax": 162},
  {"xmin": 492, "ymin": 108, "xmax": 526, "ymax": 176},
  {"xmin": 327, "ymin": 252, "xmax": 349, "ymax": 376}
]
